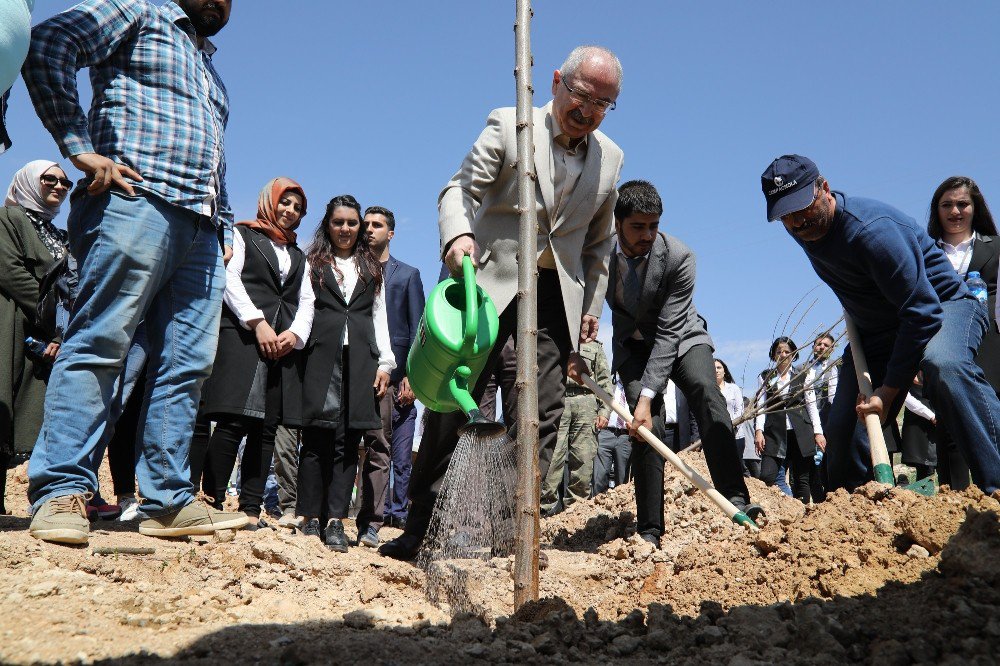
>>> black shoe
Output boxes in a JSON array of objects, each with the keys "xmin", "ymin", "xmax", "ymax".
[
  {"xmin": 241, "ymin": 511, "xmax": 269, "ymax": 532},
  {"xmin": 378, "ymin": 532, "xmax": 422, "ymax": 561},
  {"xmin": 324, "ymin": 519, "xmax": 349, "ymax": 553},
  {"xmin": 639, "ymin": 533, "xmax": 661, "ymax": 550},
  {"xmin": 386, "ymin": 515, "xmax": 407, "ymax": 530},
  {"xmin": 358, "ymin": 524, "xmax": 380, "ymax": 548},
  {"xmin": 302, "ymin": 518, "xmax": 322, "ymax": 540},
  {"xmin": 730, "ymin": 497, "xmax": 765, "ymax": 524}
]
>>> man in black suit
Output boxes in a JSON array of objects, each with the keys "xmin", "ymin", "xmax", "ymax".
[
  {"xmin": 355, "ymin": 206, "xmax": 425, "ymax": 548},
  {"xmin": 570, "ymin": 180, "xmax": 758, "ymax": 547}
]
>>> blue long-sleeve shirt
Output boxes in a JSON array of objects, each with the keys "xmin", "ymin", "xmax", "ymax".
[
  {"xmin": 795, "ymin": 192, "xmax": 970, "ymax": 389},
  {"xmin": 20, "ymin": 0, "xmax": 233, "ymax": 245}
]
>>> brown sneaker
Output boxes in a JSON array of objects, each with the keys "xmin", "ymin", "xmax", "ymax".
[
  {"xmin": 138, "ymin": 500, "xmax": 250, "ymax": 537},
  {"xmin": 29, "ymin": 493, "xmax": 92, "ymax": 544}
]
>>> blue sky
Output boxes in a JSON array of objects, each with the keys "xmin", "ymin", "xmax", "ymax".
[{"xmin": 6, "ymin": 0, "xmax": 1000, "ymax": 396}]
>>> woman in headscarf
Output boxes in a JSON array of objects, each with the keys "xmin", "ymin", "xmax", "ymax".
[
  {"xmin": 0, "ymin": 159, "xmax": 70, "ymax": 513},
  {"xmin": 197, "ymin": 177, "xmax": 315, "ymax": 529}
]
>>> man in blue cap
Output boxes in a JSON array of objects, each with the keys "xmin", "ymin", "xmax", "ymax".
[{"xmin": 760, "ymin": 155, "xmax": 1000, "ymax": 494}]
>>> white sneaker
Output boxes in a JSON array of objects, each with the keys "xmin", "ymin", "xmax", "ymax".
[
  {"xmin": 278, "ymin": 512, "xmax": 302, "ymax": 529},
  {"xmin": 118, "ymin": 497, "xmax": 142, "ymax": 522}
]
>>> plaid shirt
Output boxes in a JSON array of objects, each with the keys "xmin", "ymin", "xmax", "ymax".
[{"xmin": 22, "ymin": 0, "xmax": 233, "ymax": 244}]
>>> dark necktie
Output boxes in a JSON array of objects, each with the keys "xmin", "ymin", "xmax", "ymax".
[{"xmin": 623, "ymin": 256, "xmax": 642, "ymax": 311}]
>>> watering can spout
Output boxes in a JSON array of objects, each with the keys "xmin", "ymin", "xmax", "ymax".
[{"xmin": 458, "ymin": 408, "xmax": 508, "ymax": 438}]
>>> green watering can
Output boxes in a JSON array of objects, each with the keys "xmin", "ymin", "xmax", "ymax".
[{"xmin": 407, "ymin": 256, "xmax": 505, "ymax": 436}]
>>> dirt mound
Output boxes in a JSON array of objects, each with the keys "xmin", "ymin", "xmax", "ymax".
[{"xmin": 2, "ymin": 453, "xmax": 998, "ymax": 663}]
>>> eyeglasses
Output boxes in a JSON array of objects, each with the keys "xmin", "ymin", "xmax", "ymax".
[
  {"xmin": 561, "ymin": 78, "xmax": 616, "ymax": 114},
  {"xmin": 40, "ymin": 174, "xmax": 73, "ymax": 189}
]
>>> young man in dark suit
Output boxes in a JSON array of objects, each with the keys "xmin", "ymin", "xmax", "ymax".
[
  {"xmin": 355, "ymin": 206, "xmax": 425, "ymax": 547},
  {"xmin": 569, "ymin": 180, "xmax": 759, "ymax": 547}
]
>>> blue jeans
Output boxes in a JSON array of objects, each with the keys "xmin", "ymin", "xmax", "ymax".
[
  {"xmin": 28, "ymin": 190, "xmax": 224, "ymax": 515},
  {"xmin": 263, "ymin": 456, "xmax": 279, "ymax": 512},
  {"xmin": 774, "ymin": 461, "xmax": 793, "ymax": 496},
  {"xmin": 826, "ymin": 298, "xmax": 1000, "ymax": 493},
  {"xmin": 384, "ymin": 398, "xmax": 417, "ymax": 520}
]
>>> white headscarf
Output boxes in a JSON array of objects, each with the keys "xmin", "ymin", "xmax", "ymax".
[{"xmin": 5, "ymin": 160, "xmax": 65, "ymax": 220}]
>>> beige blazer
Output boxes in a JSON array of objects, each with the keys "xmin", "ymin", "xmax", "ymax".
[{"xmin": 438, "ymin": 102, "xmax": 624, "ymax": 348}]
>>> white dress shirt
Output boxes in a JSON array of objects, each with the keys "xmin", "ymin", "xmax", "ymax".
[
  {"xmin": 937, "ymin": 232, "xmax": 977, "ymax": 276},
  {"xmin": 904, "ymin": 394, "xmax": 936, "ymax": 421},
  {"xmin": 811, "ymin": 357, "xmax": 838, "ymax": 405},
  {"xmin": 223, "ymin": 231, "xmax": 315, "ymax": 349},
  {"xmin": 754, "ymin": 367, "xmax": 824, "ymax": 436},
  {"xmin": 608, "ymin": 382, "xmax": 628, "ymax": 430},
  {"xmin": 663, "ymin": 381, "xmax": 678, "ymax": 424},
  {"xmin": 719, "ymin": 381, "xmax": 744, "ymax": 424},
  {"xmin": 331, "ymin": 255, "xmax": 396, "ymax": 375}
]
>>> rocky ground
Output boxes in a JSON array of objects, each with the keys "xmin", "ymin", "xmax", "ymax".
[{"xmin": 1, "ymin": 454, "xmax": 998, "ymax": 665}]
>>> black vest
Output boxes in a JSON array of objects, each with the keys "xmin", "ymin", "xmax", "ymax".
[
  {"xmin": 760, "ymin": 366, "xmax": 816, "ymax": 459},
  {"xmin": 295, "ymin": 259, "xmax": 382, "ymax": 430},
  {"xmin": 200, "ymin": 226, "xmax": 306, "ymax": 420}
]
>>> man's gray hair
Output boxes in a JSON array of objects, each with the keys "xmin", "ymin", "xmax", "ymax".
[{"xmin": 560, "ymin": 45, "xmax": 622, "ymax": 89}]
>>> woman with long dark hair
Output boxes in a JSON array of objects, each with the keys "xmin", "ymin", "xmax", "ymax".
[
  {"xmin": 925, "ymin": 176, "xmax": 997, "ymax": 489},
  {"xmin": 753, "ymin": 337, "xmax": 826, "ymax": 504},
  {"xmin": 714, "ymin": 358, "xmax": 756, "ymax": 478},
  {"xmin": 294, "ymin": 194, "xmax": 394, "ymax": 552},
  {"xmin": 198, "ymin": 177, "xmax": 315, "ymax": 528}
]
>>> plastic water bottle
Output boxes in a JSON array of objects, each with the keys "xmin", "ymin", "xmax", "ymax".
[
  {"xmin": 24, "ymin": 336, "xmax": 49, "ymax": 358},
  {"xmin": 814, "ymin": 449, "xmax": 824, "ymax": 466},
  {"xmin": 967, "ymin": 271, "xmax": 988, "ymax": 304}
]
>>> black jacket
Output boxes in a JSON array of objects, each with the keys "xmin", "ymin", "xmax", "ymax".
[
  {"xmin": 294, "ymin": 259, "xmax": 381, "ymax": 430},
  {"xmin": 200, "ymin": 226, "xmax": 306, "ymax": 421},
  {"xmin": 759, "ymin": 366, "xmax": 816, "ymax": 458}
]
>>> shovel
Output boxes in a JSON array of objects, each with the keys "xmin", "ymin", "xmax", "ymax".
[
  {"xmin": 844, "ymin": 313, "xmax": 935, "ymax": 496},
  {"xmin": 579, "ymin": 373, "xmax": 761, "ymax": 531}
]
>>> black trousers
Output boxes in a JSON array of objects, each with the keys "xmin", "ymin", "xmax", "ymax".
[
  {"xmin": 189, "ymin": 414, "xmax": 212, "ymax": 492},
  {"xmin": 0, "ymin": 450, "xmax": 10, "ymax": 513},
  {"xmin": 203, "ymin": 364, "xmax": 282, "ymax": 516},
  {"xmin": 406, "ymin": 269, "xmax": 572, "ymax": 539},
  {"xmin": 107, "ymin": 370, "xmax": 146, "ymax": 497},
  {"xmin": 760, "ymin": 432, "xmax": 818, "ymax": 505},
  {"xmin": 623, "ymin": 342, "xmax": 750, "ymax": 538},
  {"xmin": 296, "ymin": 349, "xmax": 364, "ymax": 521},
  {"xmin": 296, "ymin": 425, "xmax": 362, "ymax": 520},
  {"xmin": 936, "ymin": 432, "xmax": 971, "ymax": 490}
]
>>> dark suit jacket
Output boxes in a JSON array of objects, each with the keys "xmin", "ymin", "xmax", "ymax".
[
  {"xmin": 384, "ymin": 255, "xmax": 425, "ymax": 384},
  {"xmin": 606, "ymin": 232, "xmax": 713, "ymax": 393},
  {"xmin": 969, "ymin": 234, "xmax": 1000, "ymax": 389}
]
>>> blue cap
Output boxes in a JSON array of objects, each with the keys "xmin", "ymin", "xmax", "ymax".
[{"xmin": 761, "ymin": 154, "xmax": 820, "ymax": 222}]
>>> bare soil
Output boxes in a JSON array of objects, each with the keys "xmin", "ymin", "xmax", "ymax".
[{"xmin": 2, "ymin": 453, "xmax": 998, "ymax": 664}]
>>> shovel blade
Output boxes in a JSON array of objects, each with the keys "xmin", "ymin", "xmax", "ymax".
[{"xmin": 904, "ymin": 477, "xmax": 937, "ymax": 497}]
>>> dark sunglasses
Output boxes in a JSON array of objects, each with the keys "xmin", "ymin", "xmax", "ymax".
[{"xmin": 40, "ymin": 174, "xmax": 73, "ymax": 188}]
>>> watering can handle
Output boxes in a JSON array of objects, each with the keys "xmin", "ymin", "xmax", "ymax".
[{"xmin": 462, "ymin": 255, "xmax": 478, "ymax": 351}]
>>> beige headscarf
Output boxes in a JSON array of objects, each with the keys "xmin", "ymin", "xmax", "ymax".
[{"xmin": 4, "ymin": 160, "xmax": 65, "ymax": 220}]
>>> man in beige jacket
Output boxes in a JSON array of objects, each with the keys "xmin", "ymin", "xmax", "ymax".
[{"xmin": 381, "ymin": 45, "xmax": 624, "ymax": 560}]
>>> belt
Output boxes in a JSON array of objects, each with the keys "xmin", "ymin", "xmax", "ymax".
[
  {"xmin": 564, "ymin": 387, "xmax": 593, "ymax": 397},
  {"xmin": 604, "ymin": 426, "xmax": 629, "ymax": 436}
]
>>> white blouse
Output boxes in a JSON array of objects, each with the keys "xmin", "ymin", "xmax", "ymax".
[
  {"xmin": 719, "ymin": 381, "xmax": 744, "ymax": 424},
  {"xmin": 753, "ymin": 367, "xmax": 824, "ymax": 436},
  {"xmin": 331, "ymin": 255, "xmax": 396, "ymax": 375},
  {"xmin": 222, "ymin": 231, "xmax": 315, "ymax": 349}
]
